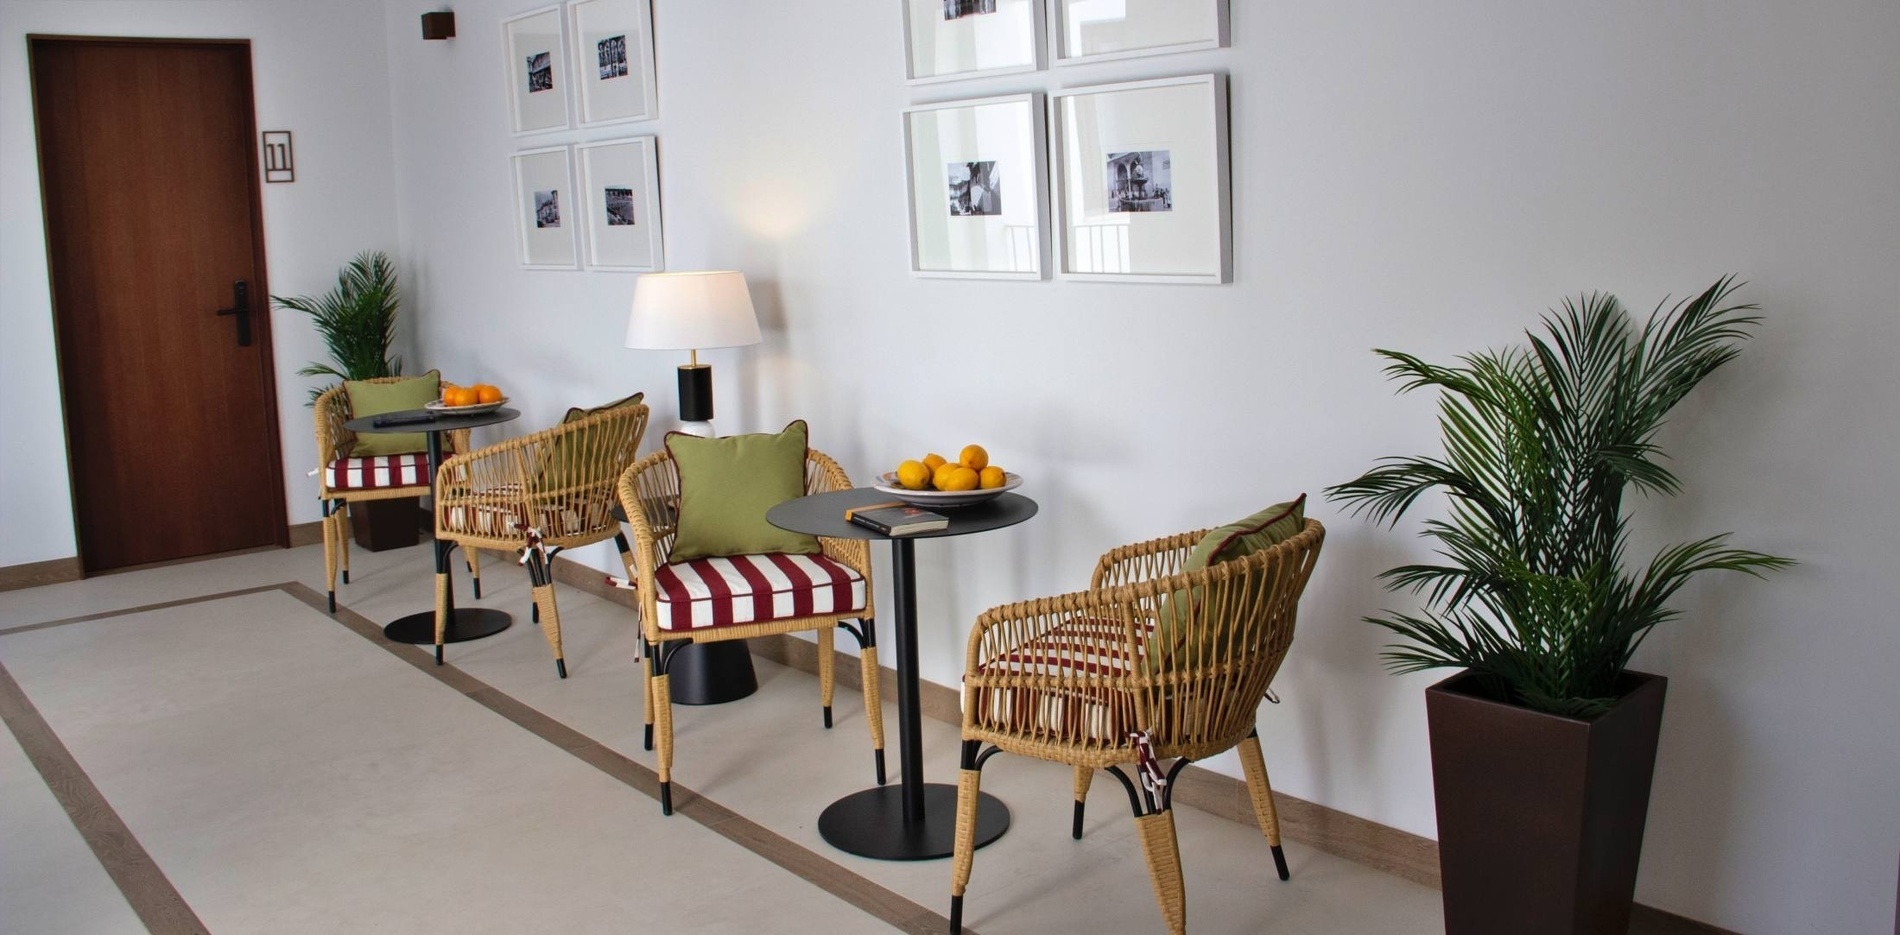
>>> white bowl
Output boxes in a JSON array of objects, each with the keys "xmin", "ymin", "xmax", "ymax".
[{"xmin": 872, "ymin": 471, "xmax": 1022, "ymax": 508}]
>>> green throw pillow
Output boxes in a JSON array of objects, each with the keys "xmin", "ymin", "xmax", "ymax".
[
  {"xmin": 345, "ymin": 371, "xmax": 440, "ymax": 456},
  {"xmin": 666, "ymin": 420, "xmax": 820, "ymax": 563},
  {"xmin": 1145, "ymin": 494, "xmax": 1307, "ymax": 672},
  {"xmin": 535, "ymin": 391, "xmax": 646, "ymax": 490}
]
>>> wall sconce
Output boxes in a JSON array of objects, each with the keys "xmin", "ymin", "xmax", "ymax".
[{"xmin": 421, "ymin": 11, "xmax": 456, "ymax": 40}]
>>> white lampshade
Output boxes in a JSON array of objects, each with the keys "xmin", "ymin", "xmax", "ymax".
[{"xmin": 625, "ymin": 270, "xmax": 762, "ymax": 351}]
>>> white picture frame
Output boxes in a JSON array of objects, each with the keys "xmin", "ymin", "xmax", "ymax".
[
  {"xmin": 511, "ymin": 146, "xmax": 581, "ymax": 270},
  {"xmin": 575, "ymin": 137, "xmax": 664, "ymax": 272},
  {"xmin": 902, "ymin": 94, "xmax": 1047, "ymax": 280},
  {"xmin": 903, "ymin": 0, "xmax": 1042, "ymax": 85},
  {"xmin": 568, "ymin": 0, "xmax": 658, "ymax": 125},
  {"xmin": 1050, "ymin": 74, "xmax": 1230, "ymax": 284},
  {"xmin": 502, "ymin": 5, "xmax": 573, "ymax": 136},
  {"xmin": 1052, "ymin": 0, "xmax": 1229, "ymax": 65}
]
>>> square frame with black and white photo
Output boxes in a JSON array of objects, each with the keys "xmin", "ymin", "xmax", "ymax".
[
  {"xmin": 575, "ymin": 137, "xmax": 664, "ymax": 272},
  {"xmin": 902, "ymin": 94, "xmax": 1047, "ymax": 280},
  {"xmin": 903, "ymin": 0, "xmax": 1041, "ymax": 84},
  {"xmin": 511, "ymin": 146, "xmax": 581, "ymax": 269},
  {"xmin": 569, "ymin": 0, "xmax": 658, "ymax": 126},
  {"xmin": 502, "ymin": 6, "xmax": 573, "ymax": 136},
  {"xmin": 1051, "ymin": 74, "xmax": 1230, "ymax": 284}
]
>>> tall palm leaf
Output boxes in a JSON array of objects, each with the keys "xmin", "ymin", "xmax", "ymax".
[
  {"xmin": 1326, "ymin": 277, "xmax": 1792, "ymax": 717},
  {"xmin": 273, "ymin": 250, "xmax": 404, "ymax": 404}
]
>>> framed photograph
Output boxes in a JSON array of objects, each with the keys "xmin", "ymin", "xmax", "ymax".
[
  {"xmin": 1051, "ymin": 74, "xmax": 1230, "ymax": 284},
  {"xmin": 510, "ymin": 146, "xmax": 580, "ymax": 269},
  {"xmin": 568, "ymin": 0, "xmax": 658, "ymax": 125},
  {"xmin": 903, "ymin": 0, "xmax": 1041, "ymax": 84},
  {"xmin": 1053, "ymin": 0, "xmax": 1228, "ymax": 64},
  {"xmin": 902, "ymin": 94, "xmax": 1046, "ymax": 280},
  {"xmin": 502, "ymin": 5, "xmax": 572, "ymax": 135},
  {"xmin": 575, "ymin": 137, "xmax": 664, "ymax": 271}
]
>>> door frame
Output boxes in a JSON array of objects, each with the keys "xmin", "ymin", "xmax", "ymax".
[{"xmin": 27, "ymin": 35, "xmax": 290, "ymax": 572}]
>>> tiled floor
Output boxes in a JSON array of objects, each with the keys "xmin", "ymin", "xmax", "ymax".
[{"xmin": 0, "ymin": 541, "xmax": 1444, "ymax": 934}]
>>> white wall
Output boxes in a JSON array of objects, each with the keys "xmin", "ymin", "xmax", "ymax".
[
  {"xmin": 387, "ymin": 1, "xmax": 1885, "ymax": 931},
  {"xmin": 0, "ymin": 0, "xmax": 403, "ymax": 565}
]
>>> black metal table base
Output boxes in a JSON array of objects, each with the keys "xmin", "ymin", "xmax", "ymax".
[
  {"xmin": 818, "ymin": 783, "xmax": 1010, "ymax": 861},
  {"xmin": 666, "ymin": 640, "xmax": 759, "ymax": 705},
  {"xmin": 383, "ymin": 608, "xmax": 512, "ymax": 644}
]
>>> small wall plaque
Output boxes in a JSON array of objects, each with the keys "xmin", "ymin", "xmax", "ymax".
[{"xmin": 262, "ymin": 130, "xmax": 294, "ymax": 183}]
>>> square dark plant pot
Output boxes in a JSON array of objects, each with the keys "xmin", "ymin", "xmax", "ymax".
[
  {"xmin": 349, "ymin": 496, "xmax": 421, "ymax": 551},
  {"xmin": 1426, "ymin": 669, "xmax": 1668, "ymax": 935}
]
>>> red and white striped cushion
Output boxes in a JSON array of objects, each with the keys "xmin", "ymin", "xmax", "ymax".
[
  {"xmin": 653, "ymin": 553, "xmax": 866, "ymax": 631},
  {"xmin": 326, "ymin": 454, "xmax": 431, "ymax": 491},
  {"xmin": 972, "ymin": 616, "xmax": 1152, "ymax": 742}
]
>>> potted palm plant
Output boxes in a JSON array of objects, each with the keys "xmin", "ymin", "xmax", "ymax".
[
  {"xmin": 274, "ymin": 251, "xmax": 414, "ymax": 549},
  {"xmin": 1326, "ymin": 277, "xmax": 1791, "ymax": 935}
]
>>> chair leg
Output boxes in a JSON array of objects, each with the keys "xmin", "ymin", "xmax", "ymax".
[
  {"xmin": 465, "ymin": 547, "xmax": 482, "ymax": 599},
  {"xmin": 817, "ymin": 627, "xmax": 835, "ymax": 728},
  {"xmin": 652, "ymin": 664, "xmax": 675, "ymax": 815},
  {"xmin": 1133, "ymin": 809, "xmax": 1188, "ymax": 935},
  {"xmin": 433, "ymin": 570, "xmax": 450, "ymax": 666},
  {"xmin": 641, "ymin": 640, "xmax": 656, "ymax": 751},
  {"xmin": 337, "ymin": 503, "xmax": 352, "ymax": 585},
  {"xmin": 949, "ymin": 743, "xmax": 986, "ymax": 934},
  {"xmin": 1238, "ymin": 730, "xmax": 1290, "ymax": 880},
  {"xmin": 528, "ymin": 570, "xmax": 566, "ymax": 679},
  {"xmin": 321, "ymin": 501, "xmax": 339, "ymax": 613},
  {"xmin": 856, "ymin": 622, "xmax": 886, "ymax": 785},
  {"xmin": 1073, "ymin": 765, "xmax": 1094, "ymax": 840}
]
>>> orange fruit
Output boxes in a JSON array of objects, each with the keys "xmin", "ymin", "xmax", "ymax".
[
  {"xmin": 932, "ymin": 461, "xmax": 962, "ymax": 491},
  {"xmin": 959, "ymin": 444, "xmax": 989, "ymax": 471},
  {"xmin": 476, "ymin": 384, "xmax": 503, "ymax": 404},
  {"xmin": 939, "ymin": 466, "xmax": 980, "ymax": 491},
  {"xmin": 978, "ymin": 466, "xmax": 1006, "ymax": 489},
  {"xmin": 446, "ymin": 386, "xmax": 476, "ymax": 407},
  {"xmin": 922, "ymin": 452, "xmax": 948, "ymax": 471},
  {"xmin": 895, "ymin": 460, "xmax": 931, "ymax": 490}
]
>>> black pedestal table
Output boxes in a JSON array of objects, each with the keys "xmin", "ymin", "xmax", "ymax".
[
  {"xmin": 767, "ymin": 488, "xmax": 1037, "ymax": 861},
  {"xmin": 344, "ymin": 406, "xmax": 520, "ymax": 650}
]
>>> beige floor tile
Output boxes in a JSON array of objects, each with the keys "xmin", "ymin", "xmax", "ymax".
[{"xmin": 0, "ymin": 725, "xmax": 146, "ymax": 935}]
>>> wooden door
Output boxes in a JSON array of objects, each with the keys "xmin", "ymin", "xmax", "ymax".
[{"xmin": 30, "ymin": 38, "xmax": 287, "ymax": 571}]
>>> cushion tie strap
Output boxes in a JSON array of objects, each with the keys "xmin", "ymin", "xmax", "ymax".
[{"xmin": 1131, "ymin": 730, "xmax": 1167, "ymax": 795}]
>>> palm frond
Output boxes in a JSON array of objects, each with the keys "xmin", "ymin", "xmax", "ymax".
[
  {"xmin": 1325, "ymin": 277, "xmax": 1791, "ymax": 716},
  {"xmin": 273, "ymin": 250, "xmax": 404, "ymax": 405}
]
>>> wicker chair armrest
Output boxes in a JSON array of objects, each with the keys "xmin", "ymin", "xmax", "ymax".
[
  {"xmin": 616, "ymin": 453, "xmax": 677, "ymax": 640},
  {"xmin": 314, "ymin": 385, "xmax": 356, "ymax": 467},
  {"xmin": 965, "ymin": 586, "xmax": 1164, "ymax": 683},
  {"xmin": 435, "ymin": 438, "xmax": 535, "ymax": 504},
  {"xmin": 801, "ymin": 449, "xmax": 874, "ymax": 593},
  {"xmin": 1089, "ymin": 529, "xmax": 1208, "ymax": 591}
]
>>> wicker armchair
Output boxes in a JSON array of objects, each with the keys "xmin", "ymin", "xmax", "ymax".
[
  {"xmin": 616, "ymin": 448, "xmax": 886, "ymax": 815},
  {"xmin": 314, "ymin": 379, "xmax": 472, "ymax": 614},
  {"xmin": 948, "ymin": 518, "xmax": 1325, "ymax": 935},
  {"xmin": 433, "ymin": 402, "xmax": 650, "ymax": 676}
]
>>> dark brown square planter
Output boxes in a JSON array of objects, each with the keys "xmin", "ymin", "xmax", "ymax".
[
  {"xmin": 349, "ymin": 496, "xmax": 421, "ymax": 551},
  {"xmin": 1426, "ymin": 669, "xmax": 1668, "ymax": 935}
]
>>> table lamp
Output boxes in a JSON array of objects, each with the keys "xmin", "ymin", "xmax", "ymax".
[{"xmin": 625, "ymin": 271, "xmax": 762, "ymax": 437}]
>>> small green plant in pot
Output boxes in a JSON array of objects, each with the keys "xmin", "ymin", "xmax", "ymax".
[
  {"xmin": 273, "ymin": 249, "xmax": 404, "ymax": 405},
  {"xmin": 1326, "ymin": 276, "xmax": 1790, "ymax": 935}
]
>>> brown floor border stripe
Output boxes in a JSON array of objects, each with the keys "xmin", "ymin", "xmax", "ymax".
[
  {"xmin": 0, "ymin": 583, "xmax": 290, "ymax": 638},
  {"xmin": 0, "ymin": 662, "xmax": 209, "ymax": 935},
  {"xmin": 282, "ymin": 581, "xmax": 967, "ymax": 935}
]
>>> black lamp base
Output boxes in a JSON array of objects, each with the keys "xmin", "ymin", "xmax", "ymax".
[{"xmin": 678, "ymin": 364, "xmax": 713, "ymax": 424}]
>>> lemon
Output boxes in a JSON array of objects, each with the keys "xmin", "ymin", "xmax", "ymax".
[
  {"xmin": 895, "ymin": 460, "xmax": 931, "ymax": 490},
  {"xmin": 978, "ymin": 466, "xmax": 1006, "ymax": 489},
  {"xmin": 932, "ymin": 461, "xmax": 963, "ymax": 490},
  {"xmin": 922, "ymin": 452, "xmax": 948, "ymax": 471},
  {"xmin": 939, "ymin": 466, "xmax": 980, "ymax": 491},
  {"xmin": 959, "ymin": 444, "xmax": 989, "ymax": 471}
]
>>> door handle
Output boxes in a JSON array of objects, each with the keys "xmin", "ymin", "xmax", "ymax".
[{"xmin": 215, "ymin": 279, "xmax": 251, "ymax": 347}]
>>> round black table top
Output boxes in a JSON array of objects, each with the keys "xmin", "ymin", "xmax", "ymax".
[
  {"xmin": 345, "ymin": 407, "xmax": 521, "ymax": 434},
  {"xmin": 767, "ymin": 488, "xmax": 1037, "ymax": 541}
]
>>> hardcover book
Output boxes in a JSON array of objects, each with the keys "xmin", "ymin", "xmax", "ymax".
[{"xmin": 848, "ymin": 504, "xmax": 948, "ymax": 536}]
